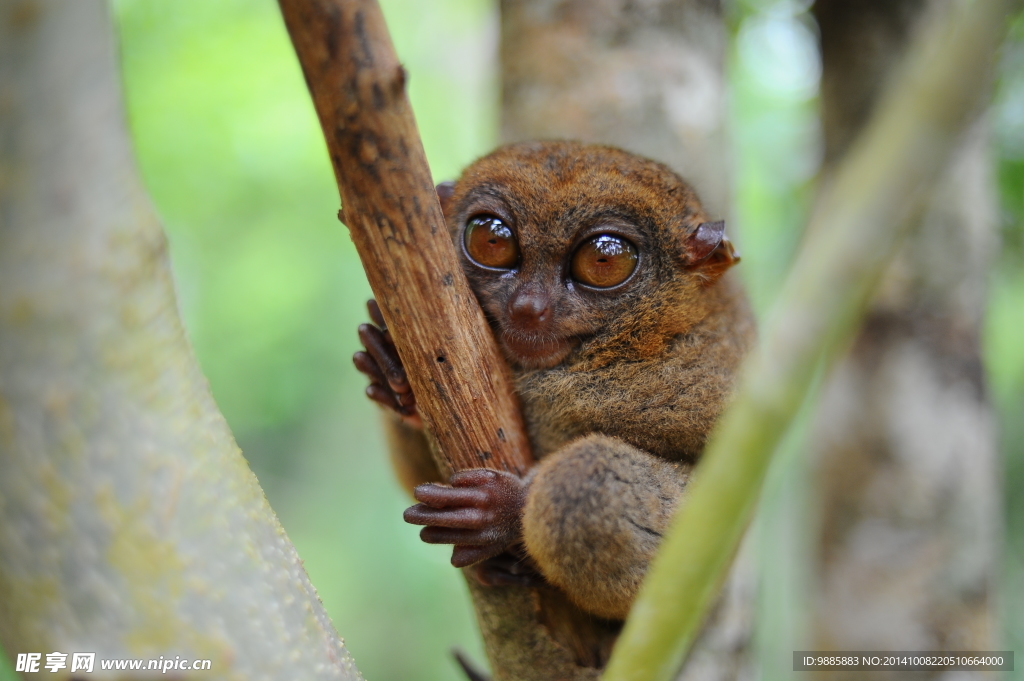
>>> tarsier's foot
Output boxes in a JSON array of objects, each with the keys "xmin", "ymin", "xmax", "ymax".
[
  {"xmin": 404, "ymin": 468, "xmax": 527, "ymax": 567},
  {"xmin": 353, "ymin": 299, "xmax": 422, "ymax": 428}
]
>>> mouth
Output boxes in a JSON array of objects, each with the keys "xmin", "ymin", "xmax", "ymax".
[{"xmin": 499, "ymin": 331, "xmax": 580, "ymax": 370}]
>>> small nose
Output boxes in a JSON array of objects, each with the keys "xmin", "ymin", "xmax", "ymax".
[{"xmin": 508, "ymin": 287, "xmax": 551, "ymax": 330}]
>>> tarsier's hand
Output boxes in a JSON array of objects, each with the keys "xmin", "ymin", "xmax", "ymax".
[
  {"xmin": 404, "ymin": 469, "xmax": 529, "ymax": 569},
  {"xmin": 356, "ymin": 300, "xmax": 542, "ymax": 585},
  {"xmin": 353, "ymin": 299, "xmax": 422, "ymax": 429}
]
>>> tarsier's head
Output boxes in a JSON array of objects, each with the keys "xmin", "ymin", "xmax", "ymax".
[{"xmin": 439, "ymin": 141, "xmax": 739, "ymax": 371}]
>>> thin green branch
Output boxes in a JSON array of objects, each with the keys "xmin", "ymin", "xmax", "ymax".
[{"xmin": 601, "ymin": 1, "xmax": 1022, "ymax": 679}]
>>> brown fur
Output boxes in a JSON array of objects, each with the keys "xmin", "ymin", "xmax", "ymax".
[
  {"xmin": 382, "ymin": 141, "xmax": 754, "ymax": 641},
  {"xmin": 523, "ymin": 434, "xmax": 692, "ymax": 619}
]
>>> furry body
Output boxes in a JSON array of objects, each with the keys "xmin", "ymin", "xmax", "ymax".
[{"xmin": 357, "ymin": 141, "xmax": 754, "ymax": 622}]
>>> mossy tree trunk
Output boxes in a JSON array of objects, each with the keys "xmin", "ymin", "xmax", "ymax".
[{"xmin": 0, "ymin": 2, "xmax": 359, "ymax": 677}]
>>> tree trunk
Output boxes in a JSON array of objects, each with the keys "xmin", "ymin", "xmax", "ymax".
[
  {"xmin": 495, "ymin": 3, "xmax": 756, "ymax": 680},
  {"xmin": 500, "ymin": 0, "xmax": 731, "ymax": 218},
  {"xmin": 809, "ymin": 0, "xmax": 1001, "ymax": 674},
  {"xmin": 0, "ymin": 2, "xmax": 359, "ymax": 677}
]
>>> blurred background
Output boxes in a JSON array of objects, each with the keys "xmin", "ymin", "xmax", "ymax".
[{"xmin": 1, "ymin": 0, "xmax": 1020, "ymax": 679}]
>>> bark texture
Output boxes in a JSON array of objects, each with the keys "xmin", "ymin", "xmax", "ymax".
[
  {"xmin": 277, "ymin": 0, "xmax": 533, "ymax": 479},
  {"xmin": 810, "ymin": 0, "xmax": 1001, "ymax": 674},
  {"xmin": 496, "ymin": 3, "xmax": 756, "ymax": 680},
  {"xmin": 0, "ymin": 1, "xmax": 359, "ymax": 677}
]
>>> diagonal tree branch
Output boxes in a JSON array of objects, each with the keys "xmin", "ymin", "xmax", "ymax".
[
  {"xmin": 602, "ymin": 1, "xmax": 1022, "ymax": 679},
  {"xmin": 277, "ymin": 0, "xmax": 534, "ymax": 478}
]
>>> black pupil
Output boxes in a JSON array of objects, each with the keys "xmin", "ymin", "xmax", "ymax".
[{"xmin": 465, "ymin": 215, "xmax": 519, "ymax": 269}]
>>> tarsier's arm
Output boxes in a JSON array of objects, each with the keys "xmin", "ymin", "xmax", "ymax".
[
  {"xmin": 355, "ymin": 300, "xmax": 690, "ymax": 619},
  {"xmin": 355, "ymin": 302, "xmax": 540, "ymax": 584},
  {"xmin": 354, "ymin": 301, "xmax": 530, "ymax": 572},
  {"xmin": 519, "ymin": 435, "xmax": 690, "ymax": 619}
]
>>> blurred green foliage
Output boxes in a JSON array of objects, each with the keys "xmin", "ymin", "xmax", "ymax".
[
  {"xmin": 111, "ymin": 0, "xmax": 497, "ymax": 679},
  {"xmin": 990, "ymin": 12, "xmax": 1024, "ymax": 672},
  {"xmin": 728, "ymin": 0, "xmax": 821, "ymax": 314},
  {"xmin": 727, "ymin": 3, "xmax": 821, "ymax": 676},
  {"xmin": 0, "ymin": 1, "xmax": 1020, "ymax": 679}
]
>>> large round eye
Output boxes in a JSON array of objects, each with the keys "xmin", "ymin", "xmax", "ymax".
[
  {"xmin": 464, "ymin": 215, "xmax": 520, "ymax": 269},
  {"xmin": 571, "ymin": 234, "xmax": 639, "ymax": 288}
]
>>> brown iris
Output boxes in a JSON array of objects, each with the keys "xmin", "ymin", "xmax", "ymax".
[
  {"xmin": 464, "ymin": 215, "xmax": 520, "ymax": 269},
  {"xmin": 571, "ymin": 234, "xmax": 638, "ymax": 288}
]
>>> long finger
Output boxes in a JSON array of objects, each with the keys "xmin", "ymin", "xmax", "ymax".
[
  {"xmin": 366, "ymin": 384, "xmax": 399, "ymax": 410},
  {"xmin": 353, "ymin": 351, "xmax": 387, "ymax": 385},
  {"xmin": 366, "ymin": 300, "xmax": 395, "ymax": 342},
  {"xmin": 412, "ymin": 483, "xmax": 489, "ymax": 508},
  {"xmin": 403, "ymin": 504, "xmax": 488, "ymax": 529},
  {"xmin": 394, "ymin": 386, "xmax": 416, "ymax": 409},
  {"xmin": 356, "ymin": 352, "xmax": 416, "ymax": 411},
  {"xmin": 358, "ymin": 324, "xmax": 410, "ymax": 393},
  {"xmin": 419, "ymin": 526, "xmax": 500, "ymax": 546},
  {"xmin": 450, "ymin": 469, "xmax": 503, "ymax": 487},
  {"xmin": 368, "ymin": 385, "xmax": 414, "ymax": 415},
  {"xmin": 367, "ymin": 299, "xmax": 387, "ymax": 330}
]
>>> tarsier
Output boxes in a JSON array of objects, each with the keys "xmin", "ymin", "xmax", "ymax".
[{"xmin": 354, "ymin": 141, "xmax": 754, "ymax": 627}]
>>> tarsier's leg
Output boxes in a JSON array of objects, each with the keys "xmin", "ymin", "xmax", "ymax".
[{"xmin": 522, "ymin": 434, "xmax": 691, "ymax": 620}]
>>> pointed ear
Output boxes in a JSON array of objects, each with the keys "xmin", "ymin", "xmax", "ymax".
[
  {"xmin": 682, "ymin": 220, "xmax": 740, "ymax": 284},
  {"xmin": 436, "ymin": 181, "xmax": 456, "ymax": 215}
]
